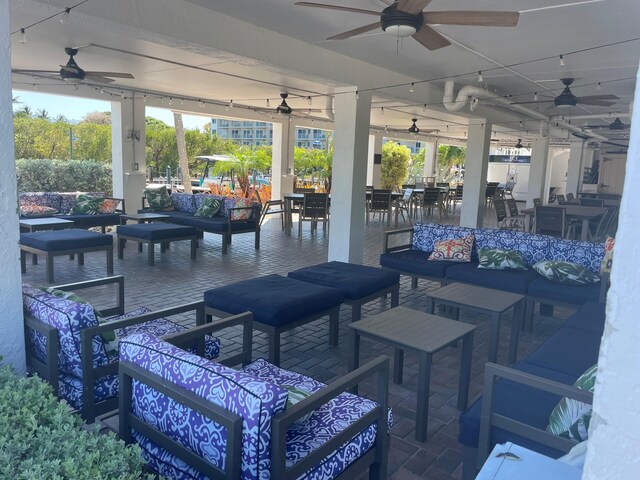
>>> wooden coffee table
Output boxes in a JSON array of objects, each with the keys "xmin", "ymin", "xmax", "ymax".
[
  {"xmin": 349, "ymin": 306, "xmax": 475, "ymax": 442},
  {"xmin": 120, "ymin": 212, "xmax": 170, "ymax": 224},
  {"xmin": 426, "ymin": 283, "xmax": 525, "ymax": 364}
]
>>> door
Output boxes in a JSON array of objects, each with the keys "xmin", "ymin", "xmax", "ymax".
[{"xmin": 599, "ymin": 154, "xmax": 627, "ymax": 194}]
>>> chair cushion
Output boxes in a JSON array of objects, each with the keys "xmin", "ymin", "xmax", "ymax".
[
  {"xmin": 533, "ymin": 261, "xmax": 600, "ymax": 286},
  {"xmin": 428, "ymin": 235, "xmax": 474, "ymax": 262},
  {"xmin": 380, "ymin": 249, "xmax": 460, "ymax": 279},
  {"xmin": 120, "ymin": 333, "xmax": 289, "ymax": 480},
  {"xmin": 230, "ymin": 197, "xmax": 254, "ymax": 220},
  {"xmin": 19, "ymin": 192, "xmax": 61, "ymax": 211},
  {"xmin": 412, "ymin": 223, "xmax": 476, "ymax": 254},
  {"xmin": 194, "ymin": 197, "xmax": 222, "ymax": 217},
  {"xmin": 20, "ymin": 204, "xmax": 58, "ymax": 217},
  {"xmin": 58, "ymin": 371, "xmax": 119, "ymax": 412},
  {"xmin": 562, "ymin": 301, "xmax": 606, "ymax": 336},
  {"xmin": 600, "ymin": 236, "xmax": 614, "ymax": 275},
  {"xmin": 70, "ymin": 194, "xmax": 103, "ymax": 215},
  {"xmin": 145, "ymin": 186, "xmax": 174, "ymax": 211},
  {"xmin": 98, "ymin": 198, "xmax": 120, "ymax": 214},
  {"xmin": 203, "ymin": 274, "xmax": 344, "ymax": 327},
  {"xmin": 527, "ymin": 277, "xmax": 601, "ymax": 305},
  {"xmin": 58, "ymin": 193, "xmax": 78, "ymax": 215},
  {"xmin": 170, "ymin": 193, "xmax": 197, "ymax": 213},
  {"xmin": 117, "ymin": 223, "xmax": 197, "ymax": 241},
  {"xmin": 60, "ymin": 213, "xmax": 121, "ymax": 228},
  {"xmin": 474, "ymin": 229, "xmax": 551, "ymax": 267},
  {"xmin": 288, "ymin": 261, "xmax": 399, "ymax": 300},
  {"xmin": 194, "ymin": 193, "xmax": 226, "ymax": 212},
  {"xmin": 547, "ymin": 238, "xmax": 605, "ymax": 275},
  {"xmin": 477, "ymin": 248, "xmax": 527, "ymax": 271},
  {"xmin": 242, "ymin": 358, "xmax": 391, "ymax": 480},
  {"xmin": 445, "ymin": 263, "xmax": 539, "ymax": 294},
  {"xmin": 20, "ymin": 229, "xmax": 113, "ymax": 251}
]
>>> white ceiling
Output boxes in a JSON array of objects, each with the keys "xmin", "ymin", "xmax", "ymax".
[{"xmin": 9, "ymin": 0, "xmax": 640, "ymax": 143}]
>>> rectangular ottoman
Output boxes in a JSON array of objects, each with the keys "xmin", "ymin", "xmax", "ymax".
[
  {"xmin": 20, "ymin": 229, "xmax": 113, "ymax": 283},
  {"xmin": 203, "ymin": 274, "xmax": 344, "ymax": 365},
  {"xmin": 117, "ymin": 223, "xmax": 198, "ymax": 266},
  {"xmin": 288, "ymin": 261, "xmax": 400, "ymax": 322}
]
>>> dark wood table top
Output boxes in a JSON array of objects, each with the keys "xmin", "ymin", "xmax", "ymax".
[
  {"xmin": 522, "ymin": 205, "xmax": 607, "ymax": 219},
  {"xmin": 120, "ymin": 212, "xmax": 171, "ymax": 220},
  {"xmin": 427, "ymin": 282, "xmax": 524, "ymax": 314}
]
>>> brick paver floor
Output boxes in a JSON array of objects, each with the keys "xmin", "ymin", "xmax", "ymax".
[{"xmin": 20, "ymin": 207, "xmax": 572, "ymax": 479}]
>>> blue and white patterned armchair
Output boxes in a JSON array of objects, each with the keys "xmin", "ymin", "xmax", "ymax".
[
  {"xmin": 22, "ymin": 276, "xmax": 241, "ymax": 423},
  {"xmin": 118, "ymin": 328, "xmax": 391, "ymax": 480}
]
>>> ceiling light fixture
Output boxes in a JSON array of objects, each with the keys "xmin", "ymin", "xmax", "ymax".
[
  {"xmin": 408, "ymin": 118, "xmax": 420, "ymax": 134},
  {"xmin": 276, "ymin": 93, "xmax": 292, "ymax": 114},
  {"xmin": 381, "ymin": 7, "xmax": 422, "ymax": 38},
  {"xmin": 514, "ymin": 138, "xmax": 524, "ymax": 149},
  {"xmin": 477, "ymin": 71, "xmax": 483, "ymax": 83}
]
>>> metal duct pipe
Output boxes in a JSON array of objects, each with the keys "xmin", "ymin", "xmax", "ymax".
[{"xmin": 442, "ymin": 81, "xmax": 608, "ymax": 142}]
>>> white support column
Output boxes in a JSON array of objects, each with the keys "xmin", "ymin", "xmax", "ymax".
[
  {"xmin": 460, "ymin": 121, "xmax": 491, "ymax": 228},
  {"xmin": 111, "ymin": 97, "xmax": 146, "ymax": 213},
  {"xmin": 271, "ymin": 119, "xmax": 295, "ymax": 200},
  {"xmin": 328, "ymin": 87, "xmax": 371, "ymax": 263},
  {"xmin": 0, "ymin": 0, "xmax": 25, "ymax": 373},
  {"xmin": 368, "ymin": 133, "xmax": 383, "ymax": 188},
  {"xmin": 527, "ymin": 136, "xmax": 550, "ymax": 207},
  {"xmin": 422, "ymin": 140, "xmax": 438, "ymax": 178},
  {"xmin": 583, "ymin": 63, "xmax": 640, "ymax": 480},
  {"xmin": 565, "ymin": 140, "xmax": 584, "ymax": 196}
]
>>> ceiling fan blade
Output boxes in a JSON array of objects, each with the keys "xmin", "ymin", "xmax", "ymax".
[
  {"xmin": 12, "ymin": 69, "xmax": 59, "ymax": 74},
  {"xmin": 83, "ymin": 74, "xmax": 116, "ymax": 84},
  {"xmin": 85, "ymin": 71, "xmax": 135, "ymax": 79},
  {"xmin": 577, "ymin": 98, "xmax": 618, "ymax": 107},
  {"xmin": 421, "ymin": 129, "xmax": 439, "ymax": 133},
  {"xmin": 327, "ymin": 22, "xmax": 380, "ymax": 40},
  {"xmin": 294, "ymin": 2, "xmax": 380, "ymax": 16},
  {"xmin": 576, "ymin": 94, "xmax": 619, "ymax": 102},
  {"xmin": 412, "ymin": 25, "xmax": 450, "ymax": 50},
  {"xmin": 60, "ymin": 64, "xmax": 81, "ymax": 74},
  {"xmin": 510, "ymin": 100, "xmax": 554, "ymax": 105},
  {"xmin": 397, "ymin": 0, "xmax": 432, "ymax": 15},
  {"xmin": 423, "ymin": 11, "xmax": 519, "ymax": 27}
]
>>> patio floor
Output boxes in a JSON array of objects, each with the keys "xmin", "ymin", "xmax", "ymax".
[{"xmin": 20, "ymin": 206, "xmax": 572, "ymax": 479}]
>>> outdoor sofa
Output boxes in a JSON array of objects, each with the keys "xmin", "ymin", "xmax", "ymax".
[
  {"xmin": 19, "ymin": 191, "xmax": 124, "ymax": 232},
  {"xmin": 140, "ymin": 192, "xmax": 261, "ymax": 254}
]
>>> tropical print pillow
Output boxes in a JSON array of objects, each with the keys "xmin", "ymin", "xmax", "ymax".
[
  {"xmin": 20, "ymin": 204, "xmax": 58, "ymax": 217},
  {"xmin": 600, "ymin": 236, "xmax": 614, "ymax": 275},
  {"xmin": 282, "ymin": 384, "xmax": 315, "ymax": 424},
  {"xmin": 70, "ymin": 194, "xmax": 103, "ymax": 215},
  {"xmin": 145, "ymin": 186, "xmax": 174, "ymax": 211},
  {"xmin": 427, "ymin": 234, "xmax": 474, "ymax": 262},
  {"xmin": 98, "ymin": 198, "xmax": 120, "ymax": 214},
  {"xmin": 533, "ymin": 260, "xmax": 600, "ymax": 285},
  {"xmin": 478, "ymin": 248, "xmax": 527, "ymax": 270},
  {"xmin": 194, "ymin": 197, "xmax": 222, "ymax": 218},
  {"xmin": 230, "ymin": 197, "xmax": 254, "ymax": 221},
  {"xmin": 547, "ymin": 364, "xmax": 597, "ymax": 441}
]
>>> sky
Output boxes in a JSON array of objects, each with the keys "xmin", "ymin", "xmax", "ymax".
[{"xmin": 12, "ymin": 90, "xmax": 212, "ymax": 130}]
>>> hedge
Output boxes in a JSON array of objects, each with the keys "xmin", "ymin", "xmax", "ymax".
[{"xmin": 16, "ymin": 159, "xmax": 113, "ymax": 194}]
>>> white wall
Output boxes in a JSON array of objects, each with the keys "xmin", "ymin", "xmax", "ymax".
[
  {"xmin": 487, "ymin": 163, "xmax": 530, "ymax": 201},
  {"xmin": 548, "ymin": 148, "xmax": 570, "ymax": 195}
]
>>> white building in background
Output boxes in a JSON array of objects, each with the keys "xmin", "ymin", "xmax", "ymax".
[{"xmin": 211, "ymin": 118, "xmax": 331, "ymax": 149}]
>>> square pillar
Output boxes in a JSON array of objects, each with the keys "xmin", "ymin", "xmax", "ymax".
[
  {"xmin": 422, "ymin": 140, "xmax": 438, "ymax": 178},
  {"xmin": 527, "ymin": 136, "xmax": 550, "ymax": 207},
  {"xmin": 0, "ymin": 0, "xmax": 26, "ymax": 373},
  {"xmin": 565, "ymin": 140, "xmax": 585, "ymax": 196},
  {"xmin": 460, "ymin": 121, "xmax": 491, "ymax": 228},
  {"xmin": 271, "ymin": 119, "xmax": 295, "ymax": 200},
  {"xmin": 367, "ymin": 133, "xmax": 383, "ymax": 188},
  {"xmin": 328, "ymin": 88, "xmax": 371, "ymax": 263}
]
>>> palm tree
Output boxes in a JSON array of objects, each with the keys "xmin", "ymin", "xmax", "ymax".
[
  {"xmin": 213, "ymin": 145, "xmax": 270, "ymax": 195},
  {"xmin": 15, "ymin": 105, "xmax": 32, "ymax": 118},
  {"xmin": 36, "ymin": 109, "xmax": 50, "ymax": 120},
  {"xmin": 173, "ymin": 112, "xmax": 192, "ymax": 193}
]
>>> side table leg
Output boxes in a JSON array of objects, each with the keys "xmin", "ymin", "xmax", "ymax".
[
  {"xmin": 391, "ymin": 285, "xmax": 400, "ymax": 308},
  {"xmin": 148, "ymin": 242, "xmax": 155, "ymax": 266},
  {"xmin": 349, "ymin": 330, "xmax": 360, "ymax": 395},
  {"xmin": 415, "ymin": 351, "xmax": 432, "ymax": 442},
  {"xmin": 489, "ymin": 312, "xmax": 500, "ymax": 363},
  {"xmin": 426, "ymin": 297, "xmax": 435, "ymax": 315},
  {"xmin": 458, "ymin": 331, "xmax": 474, "ymax": 410},
  {"xmin": 328, "ymin": 309, "xmax": 339, "ymax": 346},
  {"xmin": 393, "ymin": 348, "xmax": 404, "ymax": 384},
  {"xmin": 509, "ymin": 300, "xmax": 525, "ymax": 364}
]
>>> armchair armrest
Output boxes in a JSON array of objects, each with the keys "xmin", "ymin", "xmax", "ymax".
[
  {"xmin": 23, "ymin": 315, "xmax": 59, "ymax": 392},
  {"xmin": 383, "ymin": 227, "xmax": 414, "ymax": 253},
  {"xmin": 477, "ymin": 362, "xmax": 593, "ymax": 467},
  {"xmin": 54, "ymin": 275, "xmax": 125, "ymax": 318},
  {"xmin": 271, "ymin": 355, "xmax": 390, "ymax": 479}
]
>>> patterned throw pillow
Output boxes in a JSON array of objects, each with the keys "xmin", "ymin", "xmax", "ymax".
[
  {"xmin": 145, "ymin": 186, "xmax": 174, "ymax": 211},
  {"xmin": 70, "ymin": 194, "xmax": 103, "ymax": 215},
  {"xmin": 427, "ymin": 234, "xmax": 474, "ymax": 262},
  {"xmin": 282, "ymin": 384, "xmax": 315, "ymax": 423},
  {"xmin": 533, "ymin": 260, "xmax": 600, "ymax": 285},
  {"xmin": 478, "ymin": 248, "xmax": 527, "ymax": 271},
  {"xmin": 600, "ymin": 236, "xmax": 614, "ymax": 275},
  {"xmin": 98, "ymin": 198, "xmax": 120, "ymax": 214},
  {"xmin": 20, "ymin": 204, "xmax": 58, "ymax": 217},
  {"xmin": 194, "ymin": 197, "xmax": 222, "ymax": 218},
  {"xmin": 547, "ymin": 364, "xmax": 597, "ymax": 441},
  {"xmin": 230, "ymin": 197, "xmax": 254, "ymax": 221},
  {"xmin": 40, "ymin": 287, "xmax": 116, "ymax": 343}
]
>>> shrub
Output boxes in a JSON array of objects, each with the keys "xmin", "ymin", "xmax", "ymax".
[
  {"xmin": 0, "ymin": 364, "xmax": 151, "ymax": 479},
  {"xmin": 381, "ymin": 141, "xmax": 410, "ymax": 190},
  {"xmin": 16, "ymin": 159, "xmax": 113, "ymax": 194}
]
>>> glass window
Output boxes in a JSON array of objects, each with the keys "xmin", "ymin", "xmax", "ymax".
[
  {"xmin": 243, "ymin": 129, "xmax": 253, "ymax": 138},
  {"xmin": 231, "ymin": 129, "xmax": 240, "ymax": 139}
]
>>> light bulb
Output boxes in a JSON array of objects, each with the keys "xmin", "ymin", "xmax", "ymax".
[
  {"xmin": 559, "ymin": 55, "xmax": 565, "ymax": 67},
  {"xmin": 266, "ymin": 98, "xmax": 270, "ymax": 108},
  {"xmin": 60, "ymin": 8, "xmax": 70, "ymax": 24},
  {"xmin": 534, "ymin": 92, "xmax": 538, "ymax": 101},
  {"xmin": 477, "ymin": 71, "xmax": 483, "ymax": 83},
  {"xmin": 143, "ymin": 94, "xmax": 147, "ymax": 102},
  {"xmin": 19, "ymin": 28, "xmax": 26, "ymax": 44},
  {"xmin": 168, "ymin": 97, "xmax": 173, "ymax": 106},
  {"xmin": 307, "ymin": 96, "xmax": 312, "ymax": 105},
  {"xmin": 229, "ymin": 100, "xmax": 234, "ymax": 109},
  {"xmin": 409, "ymin": 82, "xmax": 414, "ymax": 93},
  {"xmin": 596, "ymin": 83, "xmax": 602, "ymax": 91},
  {"xmin": 381, "ymin": 107, "xmax": 384, "ymax": 115}
]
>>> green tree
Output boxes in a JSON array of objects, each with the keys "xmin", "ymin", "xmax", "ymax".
[
  {"xmin": 437, "ymin": 144, "xmax": 466, "ymax": 182},
  {"xmin": 36, "ymin": 109, "xmax": 50, "ymax": 120},
  {"xmin": 14, "ymin": 105, "xmax": 32, "ymax": 118},
  {"xmin": 213, "ymin": 144, "xmax": 271, "ymax": 193},
  {"xmin": 407, "ymin": 147, "xmax": 426, "ymax": 183},
  {"xmin": 381, "ymin": 141, "xmax": 410, "ymax": 190}
]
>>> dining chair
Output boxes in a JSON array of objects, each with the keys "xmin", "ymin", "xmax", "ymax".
[
  {"xmin": 255, "ymin": 190, "xmax": 285, "ymax": 230},
  {"xmin": 396, "ymin": 188, "xmax": 414, "ymax": 225},
  {"xmin": 298, "ymin": 192, "xmax": 329, "ymax": 240},
  {"xmin": 505, "ymin": 198, "xmax": 526, "ymax": 230},
  {"xmin": 566, "ymin": 192, "xmax": 575, "ymax": 202},
  {"xmin": 485, "ymin": 182, "xmax": 500, "ymax": 208},
  {"xmin": 452, "ymin": 184, "xmax": 464, "ymax": 212},
  {"xmin": 556, "ymin": 194, "xmax": 566, "ymax": 205},
  {"xmin": 367, "ymin": 189, "xmax": 392, "ymax": 226},
  {"xmin": 503, "ymin": 181, "xmax": 515, "ymax": 199},
  {"xmin": 533, "ymin": 197, "xmax": 542, "ymax": 206},
  {"xmin": 534, "ymin": 205, "xmax": 566, "ymax": 238},
  {"xmin": 421, "ymin": 187, "xmax": 442, "ymax": 220},
  {"xmin": 494, "ymin": 199, "xmax": 518, "ymax": 230}
]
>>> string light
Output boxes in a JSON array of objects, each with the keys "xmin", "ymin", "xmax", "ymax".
[
  {"xmin": 381, "ymin": 107, "xmax": 384, "ymax": 115},
  {"xmin": 356, "ymin": 91, "xmax": 359, "ymax": 100},
  {"xmin": 266, "ymin": 98, "xmax": 271, "ymax": 108},
  {"xmin": 198, "ymin": 99, "xmax": 205, "ymax": 108},
  {"xmin": 143, "ymin": 93, "xmax": 147, "ymax": 102},
  {"xmin": 60, "ymin": 8, "xmax": 71, "ymax": 24},
  {"xmin": 229, "ymin": 100, "xmax": 234, "ymax": 109},
  {"xmin": 559, "ymin": 55, "xmax": 565, "ymax": 67},
  {"xmin": 477, "ymin": 71, "xmax": 483, "ymax": 83},
  {"xmin": 596, "ymin": 82, "xmax": 602, "ymax": 91},
  {"xmin": 180, "ymin": 98, "xmax": 184, "ymax": 105},
  {"xmin": 307, "ymin": 96, "xmax": 312, "ymax": 105},
  {"xmin": 32, "ymin": 83, "xmax": 37, "ymax": 90},
  {"xmin": 409, "ymin": 82, "xmax": 414, "ymax": 93},
  {"xmin": 168, "ymin": 97, "xmax": 173, "ymax": 105},
  {"xmin": 534, "ymin": 92, "xmax": 538, "ymax": 101},
  {"xmin": 19, "ymin": 28, "xmax": 26, "ymax": 44},
  {"xmin": 120, "ymin": 91, "xmax": 126, "ymax": 100}
]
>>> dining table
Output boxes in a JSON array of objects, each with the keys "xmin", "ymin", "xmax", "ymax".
[{"xmin": 522, "ymin": 204, "xmax": 607, "ymax": 241}]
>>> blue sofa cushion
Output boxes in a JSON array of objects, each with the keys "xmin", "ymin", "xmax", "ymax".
[
  {"xmin": 60, "ymin": 213, "xmax": 121, "ymax": 228},
  {"xmin": 177, "ymin": 215, "xmax": 257, "ymax": 233},
  {"xmin": 412, "ymin": 223, "xmax": 476, "ymax": 254},
  {"xmin": 20, "ymin": 228, "xmax": 113, "ymax": 251},
  {"xmin": 170, "ymin": 193, "xmax": 197, "ymax": 213},
  {"xmin": 547, "ymin": 238, "xmax": 605, "ymax": 275},
  {"xmin": 474, "ymin": 229, "xmax": 551, "ymax": 267},
  {"xmin": 203, "ymin": 274, "xmax": 344, "ymax": 327},
  {"xmin": 562, "ymin": 301, "xmax": 606, "ymax": 336},
  {"xmin": 445, "ymin": 262, "xmax": 539, "ymax": 294},
  {"xmin": 380, "ymin": 249, "xmax": 461, "ymax": 279},
  {"xmin": 527, "ymin": 277, "xmax": 601, "ymax": 305},
  {"xmin": 288, "ymin": 261, "xmax": 399, "ymax": 300},
  {"xmin": 117, "ymin": 223, "xmax": 197, "ymax": 241}
]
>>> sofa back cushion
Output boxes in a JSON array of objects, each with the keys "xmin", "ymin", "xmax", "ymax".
[
  {"xmin": 547, "ymin": 238, "xmax": 605, "ymax": 275},
  {"xmin": 412, "ymin": 223, "xmax": 476, "ymax": 253},
  {"xmin": 58, "ymin": 193, "xmax": 78, "ymax": 214},
  {"xmin": 22, "ymin": 284, "xmax": 109, "ymax": 378},
  {"xmin": 170, "ymin": 193, "xmax": 197, "ymax": 213},
  {"xmin": 19, "ymin": 192, "xmax": 62, "ymax": 212},
  {"xmin": 120, "ymin": 333, "xmax": 288, "ymax": 480},
  {"xmin": 194, "ymin": 193, "xmax": 226, "ymax": 213},
  {"xmin": 474, "ymin": 229, "xmax": 550, "ymax": 267}
]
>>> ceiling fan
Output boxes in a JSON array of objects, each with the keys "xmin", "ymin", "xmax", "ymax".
[
  {"xmin": 583, "ymin": 117, "xmax": 630, "ymax": 131},
  {"xmin": 512, "ymin": 78, "xmax": 618, "ymax": 108},
  {"xmin": 13, "ymin": 47, "xmax": 134, "ymax": 84},
  {"xmin": 514, "ymin": 138, "xmax": 524, "ymax": 149},
  {"xmin": 295, "ymin": 1, "xmax": 519, "ymax": 51}
]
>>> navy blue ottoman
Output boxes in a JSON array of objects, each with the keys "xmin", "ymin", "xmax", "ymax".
[
  {"xmin": 20, "ymin": 229, "xmax": 113, "ymax": 283},
  {"xmin": 117, "ymin": 223, "xmax": 198, "ymax": 266},
  {"xmin": 203, "ymin": 274, "xmax": 344, "ymax": 365},
  {"xmin": 288, "ymin": 261, "xmax": 400, "ymax": 321}
]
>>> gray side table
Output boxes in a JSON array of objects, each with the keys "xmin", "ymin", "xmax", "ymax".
[
  {"xmin": 349, "ymin": 306, "xmax": 475, "ymax": 442},
  {"xmin": 426, "ymin": 282, "xmax": 525, "ymax": 364}
]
